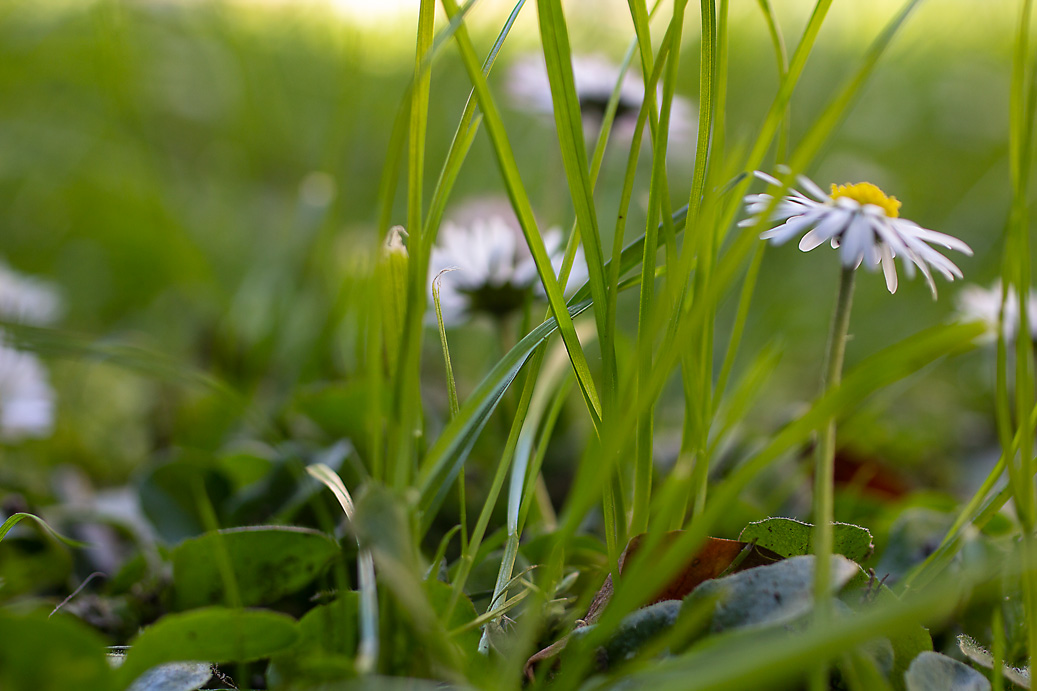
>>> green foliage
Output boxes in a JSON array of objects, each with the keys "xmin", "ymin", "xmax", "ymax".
[
  {"xmin": 115, "ymin": 607, "xmax": 299, "ymax": 688},
  {"xmin": 0, "ymin": 0, "xmax": 1033, "ymax": 689},
  {"xmin": 171, "ymin": 526, "xmax": 340, "ymax": 609},
  {"xmin": 0, "ymin": 611, "xmax": 112, "ymax": 690},
  {"xmin": 739, "ymin": 517, "xmax": 874, "ymax": 562}
]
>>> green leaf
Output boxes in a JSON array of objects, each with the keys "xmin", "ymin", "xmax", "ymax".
[
  {"xmin": 738, "ymin": 517, "xmax": 874, "ymax": 562},
  {"xmin": 869, "ymin": 585, "xmax": 933, "ymax": 691},
  {"xmin": 267, "ymin": 593, "xmax": 359, "ymax": 686},
  {"xmin": 171, "ymin": 526, "xmax": 339, "ymax": 609},
  {"xmin": 116, "ymin": 607, "xmax": 299, "ymax": 689},
  {"xmin": 904, "ymin": 652, "xmax": 991, "ymax": 691},
  {"xmin": 0, "ymin": 529, "xmax": 74, "ymax": 599},
  {"xmin": 138, "ymin": 460, "xmax": 232, "ymax": 544},
  {"xmin": 0, "ymin": 612, "xmax": 111, "ymax": 690}
]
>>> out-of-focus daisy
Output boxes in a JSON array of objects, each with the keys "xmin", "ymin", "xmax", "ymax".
[
  {"xmin": 0, "ymin": 341, "xmax": 55, "ymax": 440},
  {"xmin": 428, "ymin": 214, "xmax": 586, "ymax": 326},
  {"xmin": 0, "ymin": 262, "xmax": 61, "ymax": 325},
  {"xmin": 956, "ymin": 280, "xmax": 1037, "ymax": 342},
  {"xmin": 505, "ymin": 53, "xmax": 696, "ymax": 149},
  {"xmin": 741, "ymin": 171, "xmax": 972, "ymax": 297},
  {"xmin": 0, "ymin": 261, "xmax": 61, "ymax": 440}
]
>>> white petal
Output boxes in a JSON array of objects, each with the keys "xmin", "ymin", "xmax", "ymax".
[
  {"xmin": 879, "ymin": 243, "xmax": 899, "ymax": 293},
  {"xmin": 797, "ymin": 174, "xmax": 830, "ymax": 202},
  {"xmin": 839, "ymin": 213, "xmax": 872, "ymax": 267}
]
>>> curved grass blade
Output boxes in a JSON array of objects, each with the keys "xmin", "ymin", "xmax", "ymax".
[
  {"xmin": 0, "ymin": 512, "xmax": 87, "ymax": 549},
  {"xmin": 306, "ymin": 464, "xmax": 379, "ymax": 675}
]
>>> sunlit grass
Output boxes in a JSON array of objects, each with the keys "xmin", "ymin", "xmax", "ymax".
[{"xmin": 0, "ymin": 0, "xmax": 1034, "ymax": 689}]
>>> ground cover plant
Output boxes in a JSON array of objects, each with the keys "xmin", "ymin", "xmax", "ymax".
[{"xmin": 0, "ymin": 0, "xmax": 1036, "ymax": 689}]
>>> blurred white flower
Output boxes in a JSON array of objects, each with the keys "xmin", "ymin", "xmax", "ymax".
[
  {"xmin": 956, "ymin": 280, "xmax": 1037, "ymax": 342},
  {"xmin": 0, "ymin": 341, "xmax": 55, "ymax": 440},
  {"xmin": 506, "ymin": 53, "xmax": 696, "ymax": 150},
  {"xmin": 428, "ymin": 215, "xmax": 586, "ymax": 326},
  {"xmin": 0, "ymin": 262, "xmax": 61, "ymax": 325},
  {"xmin": 742, "ymin": 171, "xmax": 972, "ymax": 297}
]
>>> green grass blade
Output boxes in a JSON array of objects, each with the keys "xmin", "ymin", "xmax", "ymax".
[
  {"xmin": 0, "ymin": 512, "xmax": 88, "ymax": 549},
  {"xmin": 306, "ymin": 464, "xmax": 379, "ymax": 675},
  {"xmin": 439, "ymin": 0, "xmax": 603, "ymax": 431},
  {"xmin": 534, "ymin": 0, "xmax": 615, "ymax": 410},
  {"xmin": 416, "ymin": 300, "xmax": 593, "ymax": 530},
  {"xmin": 553, "ymin": 321, "xmax": 982, "ymax": 685},
  {"xmin": 424, "ymin": 0, "xmax": 526, "ymax": 240}
]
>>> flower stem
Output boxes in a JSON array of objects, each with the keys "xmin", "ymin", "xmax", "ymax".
[{"xmin": 810, "ymin": 266, "xmax": 855, "ymax": 690}]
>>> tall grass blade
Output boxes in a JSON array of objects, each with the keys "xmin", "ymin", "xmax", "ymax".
[{"xmin": 306, "ymin": 464, "xmax": 379, "ymax": 675}]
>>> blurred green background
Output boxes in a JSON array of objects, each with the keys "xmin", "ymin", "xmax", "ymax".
[{"xmin": 0, "ymin": 0, "xmax": 1023, "ymax": 518}]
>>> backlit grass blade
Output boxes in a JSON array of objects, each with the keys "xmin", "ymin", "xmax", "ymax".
[
  {"xmin": 388, "ymin": 0, "xmax": 438, "ymax": 490},
  {"xmin": 306, "ymin": 464, "xmax": 379, "ymax": 675},
  {"xmin": 0, "ymin": 512, "xmax": 87, "ymax": 549},
  {"xmin": 416, "ymin": 299, "xmax": 593, "ymax": 530},
  {"xmin": 534, "ymin": 0, "xmax": 615, "ymax": 408},
  {"xmin": 424, "ymin": 0, "xmax": 526, "ymax": 241},
  {"xmin": 438, "ymin": 0, "xmax": 603, "ymax": 431},
  {"xmin": 478, "ymin": 328, "xmax": 580, "ymax": 653}
]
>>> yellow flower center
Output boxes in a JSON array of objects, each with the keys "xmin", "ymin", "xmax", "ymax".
[{"xmin": 829, "ymin": 182, "xmax": 901, "ymax": 218}]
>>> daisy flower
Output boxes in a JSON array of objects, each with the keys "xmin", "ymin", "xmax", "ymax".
[
  {"xmin": 956, "ymin": 280, "xmax": 1037, "ymax": 342},
  {"xmin": 742, "ymin": 172, "xmax": 972, "ymax": 297},
  {"xmin": 0, "ymin": 261, "xmax": 62, "ymax": 325},
  {"xmin": 0, "ymin": 341, "xmax": 55, "ymax": 440},
  {"xmin": 0, "ymin": 261, "xmax": 61, "ymax": 440},
  {"xmin": 506, "ymin": 53, "xmax": 695, "ymax": 149},
  {"xmin": 428, "ymin": 214, "xmax": 586, "ymax": 326}
]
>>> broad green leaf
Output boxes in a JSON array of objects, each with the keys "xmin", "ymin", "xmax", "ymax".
[
  {"xmin": 0, "ymin": 612, "xmax": 111, "ymax": 691},
  {"xmin": 426, "ymin": 578, "xmax": 480, "ymax": 652},
  {"xmin": 303, "ymin": 678, "xmax": 470, "ymax": 690},
  {"xmin": 116, "ymin": 607, "xmax": 298, "ymax": 688},
  {"xmin": 738, "ymin": 517, "xmax": 874, "ymax": 562},
  {"xmin": 0, "ymin": 529, "xmax": 74, "ymax": 599},
  {"xmin": 171, "ymin": 526, "xmax": 339, "ymax": 609},
  {"xmin": 904, "ymin": 652, "xmax": 990, "ymax": 691},
  {"xmin": 267, "ymin": 593, "xmax": 359, "ymax": 686},
  {"xmin": 138, "ymin": 460, "xmax": 232, "ymax": 544},
  {"xmin": 126, "ymin": 662, "xmax": 212, "ymax": 691},
  {"xmin": 866, "ymin": 584, "xmax": 933, "ymax": 691}
]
